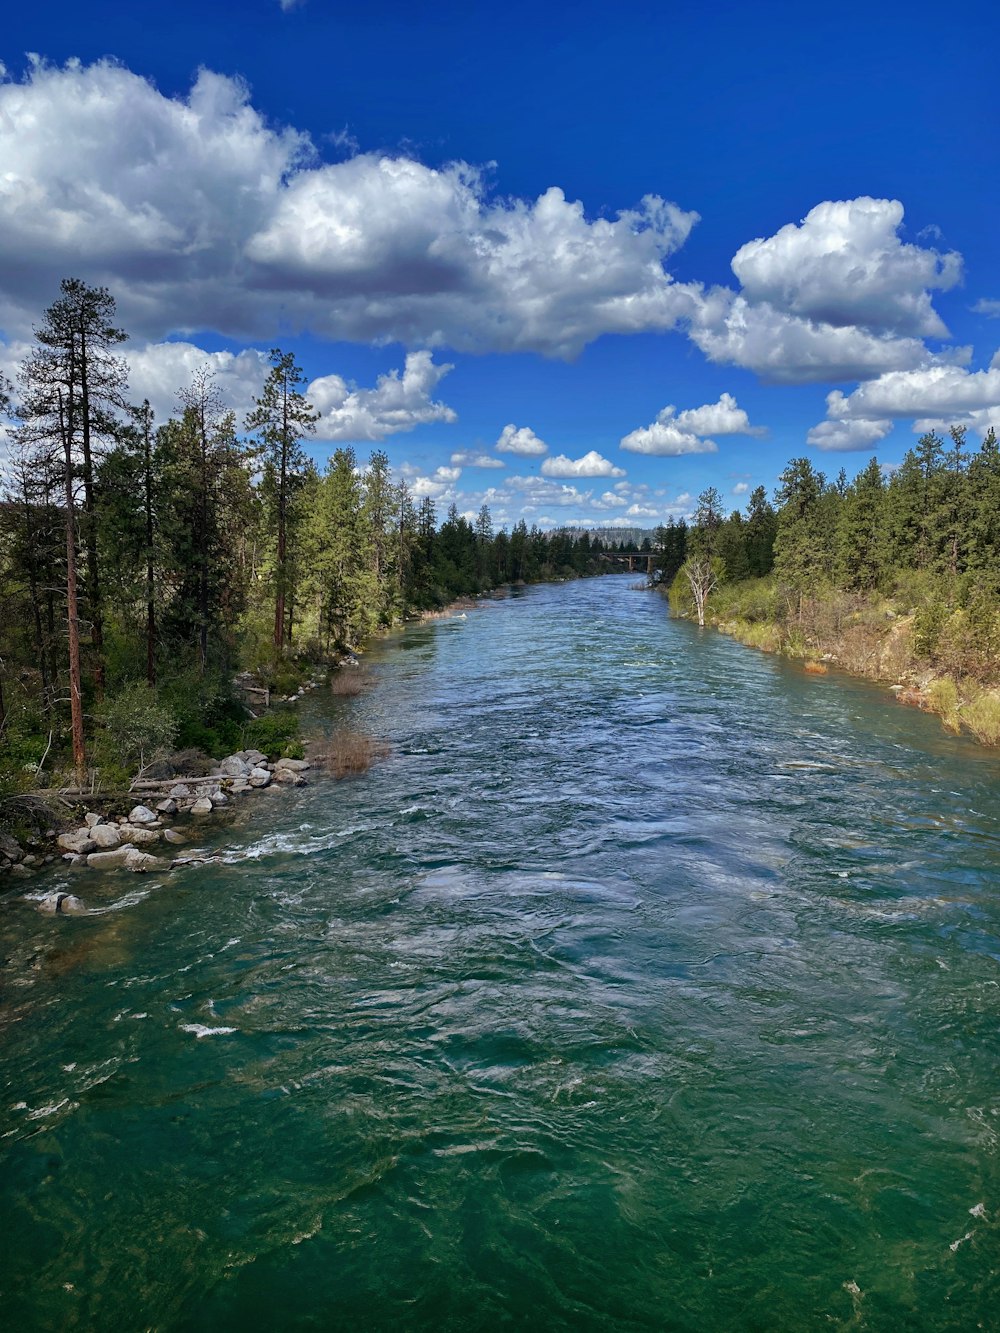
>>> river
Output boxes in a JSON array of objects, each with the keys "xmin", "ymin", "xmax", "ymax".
[{"xmin": 2, "ymin": 575, "xmax": 999, "ymax": 1330}]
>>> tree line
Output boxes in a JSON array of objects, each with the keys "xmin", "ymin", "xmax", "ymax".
[{"xmin": 0, "ymin": 280, "xmax": 611, "ymax": 789}]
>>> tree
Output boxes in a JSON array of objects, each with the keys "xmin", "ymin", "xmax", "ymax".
[
  {"xmin": 29, "ymin": 280, "xmax": 128, "ymax": 697},
  {"xmin": 680, "ymin": 555, "xmax": 724, "ymax": 627},
  {"xmin": 245, "ymin": 350, "xmax": 317, "ymax": 651}
]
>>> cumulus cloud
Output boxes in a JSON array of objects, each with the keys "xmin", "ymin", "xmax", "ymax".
[
  {"xmin": 972, "ymin": 298, "xmax": 1000, "ymax": 317},
  {"xmin": 732, "ymin": 481, "xmax": 749, "ymax": 495},
  {"xmin": 826, "ymin": 361, "xmax": 1000, "ymax": 420},
  {"xmin": 620, "ymin": 393, "xmax": 761, "ymax": 455},
  {"xmin": 126, "ymin": 341, "xmax": 269, "ymax": 422},
  {"xmin": 731, "ymin": 197, "xmax": 960, "ymax": 337},
  {"xmin": 308, "ymin": 350, "xmax": 456, "ymax": 442},
  {"xmin": 541, "ymin": 450, "xmax": 625, "ymax": 478},
  {"xmin": 403, "ymin": 463, "xmax": 462, "ymax": 500},
  {"xmin": 806, "ymin": 416, "xmax": 894, "ymax": 452},
  {"xmin": 450, "ymin": 450, "xmax": 505, "ymax": 468},
  {"xmin": 496, "ymin": 424, "xmax": 548, "ymax": 456},
  {"xmin": 0, "ymin": 59, "xmax": 700, "ymax": 358}
]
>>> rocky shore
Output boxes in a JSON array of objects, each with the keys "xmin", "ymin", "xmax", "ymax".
[{"xmin": 1, "ymin": 750, "xmax": 312, "ymax": 892}]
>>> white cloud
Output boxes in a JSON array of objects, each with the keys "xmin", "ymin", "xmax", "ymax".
[
  {"xmin": 674, "ymin": 392, "xmax": 764, "ymax": 437},
  {"xmin": 0, "ymin": 59, "xmax": 700, "ymax": 358},
  {"xmin": 541, "ymin": 450, "xmax": 626, "ymax": 478},
  {"xmin": 496, "ymin": 424, "xmax": 548, "ymax": 456},
  {"xmin": 732, "ymin": 481, "xmax": 749, "ymax": 495},
  {"xmin": 806, "ymin": 417, "xmax": 894, "ymax": 452},
  {"xmin": 972, "ymin": 298, "xmax": 1000, "ymax": 317},
  {"xmin": 126, "ymin": 340, "xmax": 269, "ymax": 422},
  {"xmin": 826, "ymin": 361, "xmax": 1000, "ymax": 420},
  {"xmin": 688, "ymin": 292, "xmax": 935, "ymax": 384},
  {"xmin": 731, "ymin": 197, "xmax": 960, "ymax": 337},
  {"xmin": 308, "ymin": 350, "xmax": 456, "ymax": 441},
  {"xmin": 450, "ymin": 450, "xmax": 504, "ymax": 468},
  {"xmin": 406, "ymin": 464, "xmax": 462, "ymax": 500}
]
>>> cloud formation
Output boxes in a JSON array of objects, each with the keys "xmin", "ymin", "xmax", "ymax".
[
  {"xmin": 450, "ymin": 450, "xmax": 505, "ymax": 468},
  {"xmin": 621, "ymin": 393, "xmax": 761, "ymax": 456},
  {"xmin": 540, "ymin": 450, "xmax": 626, "ymax": 478},
  {"xmin": 307, "ymin": 350, "xmax": 456, "ymax": 441},
  {"xmin": 496, "ymin": 424, "xmax": 548, "ymax": 456},
  {"xmin": 0, "ymin": 59, "xmax": 699, "ymax": 358}
]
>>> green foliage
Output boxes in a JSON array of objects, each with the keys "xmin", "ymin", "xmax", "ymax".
[
  {"xmin": 913, "ymin": 602, "xmax": 947, "ymax": 659},
  {"xmin": 242, "ymin": 709, "xmax": 301, "ymax": 759},
  {"xmin": 96, "ymin": 681, "xmax": 177, "ymax": 772}
]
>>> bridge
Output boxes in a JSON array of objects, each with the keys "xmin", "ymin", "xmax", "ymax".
[{"xmin": 600, "ymin": 550, "xmax": 657, "ymax": 574}]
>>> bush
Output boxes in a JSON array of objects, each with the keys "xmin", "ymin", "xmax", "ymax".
[
  {"xmin": 963, "ymin": 690, "xmax": 1000, "ymax": 746},
  {"xmin": 314, "ymin": 728, "xmax": 389, "ymax": 779},
  {"xmin": 242, "ymin": 709, "xmax": 301, "ymax": 759},
  {"xmin": 927, "ymin": 676, "xmax": 962, "ymax": 733},
  {"xmin": 96, "ymin": 682, "xmax": 177, "ymax": 773}
]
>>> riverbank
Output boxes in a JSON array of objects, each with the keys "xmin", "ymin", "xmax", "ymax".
[{"xmin": 667, "ymin": 578, "xmax": 1000, "ymax": 748}]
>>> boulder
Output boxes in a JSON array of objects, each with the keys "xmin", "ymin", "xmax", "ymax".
[
  {"xmin": 163, "ymin": 828, "xmax": 186, "ymax": 845},
  {"xmin": 169, "ymin": 783, "xmax": 192, "ymax": 800},
  {"xmin": 275, "ymin": 757, "xmax": 310, "ymax": 772},
  {"xmin": 90, "ymin": 824, "xmax": 122, "ymax": 850},
  {"xmin": 191, "ymin": 797, "xmax": 214, "ymax": 814},
  {"xmin": 220, "ymin": 755, "xmax": 251, "ymax": 778},
  {"xmin": 84, "ymin": 812, "xmax": 104, "ymax": 828},
  {"xmin": 87, "ymin": 845, "xmax": 137, "ymax": 870},
  {"xmin": 57, "ymin": 831, "xmax": 97, "ymax": 856},
  {"xmin": 156, "ymin": 798, "xmax": 178, "ymax": 815},
  {"xmin": 209, "ymin": 791, "xmax": 228, "ymax": 807},
  {"xmin": 0, "ymin": 832, "xmax": 23, "ymax": 863},
  {"xmin": 119, "ymin": 825, "xmax": 161, "ymax": 847},
  {"xmin": 248, "ymin": 767, "xmax": 271, "ymax": 788},
  {"xmin": 273, "ymin": 768, "xmax": 306, "ymax": 786},
  {"xmin": 230, "ymin": 779, "xmax": 251, "ymax": 794},
  {"xmin": 124, "ymin": 848, "xmax": 159, "ymax": 873},
  {"xmin": 242, "ymin": 749, "xmax": 268, "ymax": 767},
  {"xmin": 129, "ymin": 805, "xmax": 158, "ymax": 825},
  {"xmin": 37, "ymin": 892, "xmax": 87, "ymax": 915}
]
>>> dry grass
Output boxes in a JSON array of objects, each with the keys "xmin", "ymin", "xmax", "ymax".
[
  {"xmin": 927, "ymin": 676, "xmax": 962, "ymax": 733},
  {"xmin": 803, "ymin": 660, "xmax": 828, "ymax": 675},
  {"xmin": 963, "ymin": 690, "xmax": 1000, "ymax": 746},
  {"xmin": 330, "ymin": 668, "xmax": 374, "ymax": 697},
  {"xmin": 314, "ymin": 728, "xmax": 390, "ymax": 779}
]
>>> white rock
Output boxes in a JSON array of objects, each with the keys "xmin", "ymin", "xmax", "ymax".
[
  {"xmin": 169, "ymin": 784, "xmax": 192, "ymax": 799},
  {"xmin": 90, "ymin": 824, "xmax": 122, "ymax": 850},
  {"xmin": 248, "ymin": 767, "xmax": 271, "ymax": 788},
  {"xmin": 209, "ymin": 791, "xmax": 228, "ymax": 807},
  {"xmin": 124, "ymin": 848, "xmax": 159, "ymax": 873},
  {"xmin": 273, "ymin": 768, "xmax": 306, "ymax": 786},
  {"xmin": 163, "ymin": 828, "xmax": 186, "ymax": 845},
  {"xmin": 84, "ymin": 812, "xmax": 104, "ymax": 828},
  {"xmin": 129, "ymin": 805, "xmax": 158, "ymax": 825},
  {"xmin": 119, "ymin": 825, "xmax": 161, "ymax": 847},
  {"xmin": 57, "ymin": 831, "xmax": 97, "ymax": 855},
  {"xmin": 220, "ymin": 755, "xmax": 251, "ymax": 777},
  {"xmin": 156, "ymin": 798, "xmax": 178, "ymax": 815},
  {"xmin": 87, "ymin": 845, "xmax": 137, "ymax": 870},
  {"xmin": 37, "ymin": 892, "xmax": 87, "ymax": 915},
  {"xmin": 191, "ymin": 797, "xmax": 214, "ymax": 814},
  {"xmin": 275, "ymin": 757, "xmax": 310, "ymax": 772}
]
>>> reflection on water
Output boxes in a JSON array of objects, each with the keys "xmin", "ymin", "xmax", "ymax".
[{"xmin": 2, "ymin": 576, "xmax": 999, "ymax": 1330}]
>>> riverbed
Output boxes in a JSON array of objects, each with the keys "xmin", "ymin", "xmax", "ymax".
[{"xmin": 2, "ymin": 576, "xmax": 999, "ymax": 1330}]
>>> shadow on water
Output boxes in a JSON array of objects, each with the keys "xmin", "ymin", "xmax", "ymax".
[{"xmin": 2, "ymin": 577, "xmax": 999, "ymax": 1330}]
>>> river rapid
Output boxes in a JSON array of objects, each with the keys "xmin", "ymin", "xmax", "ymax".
[{"xmin": 2, "ymin": 575, "xmax": 999, "ymax": 1331}]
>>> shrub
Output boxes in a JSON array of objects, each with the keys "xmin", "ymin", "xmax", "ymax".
[
  {"xmin": 314, "ymin": 728, "xmax": 389, "ymax": 779},
  {"xmin": 927, "ymin": 676, "xmax": 962, "ymax": 733},
  {"xmin": 96, "ymin": 682, "xmax": 177, "ymax": 773},
  {"xmin": 242, "ymin": 709, "xmax": 301, "ymax": 759},
  {"xmin": 330, "ymin": 668, "xmax": 373, "ymax": 697}
]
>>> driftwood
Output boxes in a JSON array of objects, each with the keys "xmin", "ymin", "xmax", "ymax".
[{"xmin": 128, "ymin": 775, "xmax": 228, "ymax": 791}]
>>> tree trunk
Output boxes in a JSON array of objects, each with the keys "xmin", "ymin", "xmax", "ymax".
[
  {"xmin": 59, "ymin": 391, "xmax": 87, "ymax": 784},
  {"xmin": 143, "ymin": 404, "xmax": 156, "ymax": 686},
  {"xmin": 79, "ymin": 331, "xmax": 105, "ymax": 698}
]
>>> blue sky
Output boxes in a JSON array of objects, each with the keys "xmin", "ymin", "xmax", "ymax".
[{"xmin": 2, "ymin": 0, "xmax": 999, "ymax": 528}]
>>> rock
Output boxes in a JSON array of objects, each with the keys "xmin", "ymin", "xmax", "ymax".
[
  {"xmin": 191, "ymin": 797, "xmax": 214, "ymax": 814},
  {"xmin": 57, "ymin": 831, "xmax": 97, "ymax": 855},
  {"xmin": 242, "ymin": 749, "xmax": 268, "ymax": 767},
  {"xmin": 87, "ymin": 845, "xmax": 137, "ymax": 870},
  {"xmin": 169, "ymin": 783, "xmax": 192, "ymax": 799},
  {"xmin": 119, "ymin": 825, "xmax": 162, "ymax": 846},
  {"xmin": 248, "ymin": 767, "xmax": 271, "ymax": 788},
  {"xmin": 0, "ymin": 832, "xmax": 23, "ymax": 862},
  {"xmin": 124, "ymin": 849, "xmax": 159, "ymax": 873},
  {"xmin": 37, "ymin": 892, "xmax": 87, "ymax": 915},
  {"xmin": 21, "ymin": 854, "xmax": 39, "ymax": 867},
  {"xmin": 43, "ymin": 854, "xmax": 55, "ymax": 864},
  {"xmin": 209, "ymin": 791, "xmax": 228, "ymax": 807},
  {"xmin": 275, "ymin": 757, "xmax": 310, "ymax": 772},
  {"xmin": 84, "ymin": 812, "xmax": 104, "ymax": 828},
  {"xmin": 10, "ymin": 863, "xmax": 31, "ymax": 876},
  {"xmin": 129, "ymin": 805, "xmax": 158, "ymax": 825},
  {"xmin": 230, "ymin": 779, "xmax": 251, "ymax": 794},
  {"xmin": 156, "ymin": 798, "xmax": 178, "ymax": 815},
  {"xmin": 220, "ymin": 755, "xmax": 251, "ymax": 778},
  {"xmin": 163, "ymin": 828, "xmax": 186, "ymax": 845},
  {"xmin": 273, "ymin": 767, "xmax": 306, "ymax": 786},
  {"xmin": 63, "ymin": 853, "xmax": 86, "ymax": 867},
  {"xmin": 91, "ymin": 824, "xmax": 123, "ymax": 850}
]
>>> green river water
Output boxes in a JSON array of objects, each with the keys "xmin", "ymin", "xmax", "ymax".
[{"xmin": 2, "ymin": 576, "xmax": 999, "ymax": 1330}]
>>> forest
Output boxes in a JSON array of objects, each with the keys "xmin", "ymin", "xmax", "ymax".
[
  {"xmin": 657, "ymin": 432, "xmax": 1000, "ymax": 744},
  {"xmin": 0, "ymin": 280, "xmax": 611, "ymax": 797}
]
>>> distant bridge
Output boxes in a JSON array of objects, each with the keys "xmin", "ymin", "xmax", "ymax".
[{"xmin": 600, "ymin": 550, "xmax": 657, "ymax": 574}]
